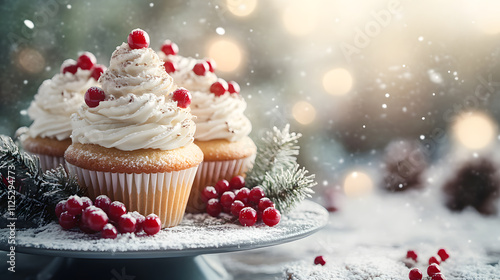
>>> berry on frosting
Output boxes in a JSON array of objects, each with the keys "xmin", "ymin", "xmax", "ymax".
[
  {"xmin": 77, "ymin": 52, "xmax": 97, "ymax": 70},
  {"xmin": 91, "ymin": 64, "xmax": 107, "ymax": 81},
  {"xmin": 314, "ymin": 256, "xmax": 326, "ymax": 266},
  {"xmin": 406, "ymin": 250, "xmax": 418, "ymax": 262},
  {"xmin": 427, "ymin": 263, "xmax": 441, "ymax": 277},
  {"xmin": 206, "ymin": 58, "xmax": 216, "ymax": 73},
  {"xmin": 437, "ymin": 248, "xmax": 450, "ymax": 262},
  {"xmin": 193, "ymin": 62, "xmax": 209, "ymax": 76},
  {"xmin": 210, "ymin": 79, "xmax": 229, "ymax": 96},
  {"xmin": 172, "ymin": 87, "xmax": 192, "ymax": 108},
  {"xmin": 164, "ymin": 61, "xmax": 176, "ymax": 74},
  {"xmin": 127, "ymin": 28, "xmax": 150, "ymax": 49},
  {"xmin": 62, "ymin": 64, "xmax": 78, "ymax": 75},
  {"xmin": 84, "ymin": 87, "xmax": 106, "ymax": 108},
  {"xmin": 428, "ymin": 256, "xmax": 440, "ymax": 265},
  {"xmin": 161, "ymin": 40, "xmax": 179, "ymax": 56},
  {"xmin": 228, "ymin": 81, "xmax": 240, "ymax": 94},
  {"xmin": 409, "ymin": 268, "xmax": 423, "ymax": 280}
]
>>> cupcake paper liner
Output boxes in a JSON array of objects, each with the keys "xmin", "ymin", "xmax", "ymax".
[
  {"xmin": 66, "ymin": 163, "xmax": 198, "ymax": 228},
  {"xmin": 31, "ymin": 153, "xmax": 66, "ymax": 172},
  {"xmin": 186, "ymin": 155, "xmax": 255, "ymax": 213}
]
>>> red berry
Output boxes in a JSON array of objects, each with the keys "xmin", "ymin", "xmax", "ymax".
[
  {"xmin": 84, "ymin": 87, "xmax": 106, "ymax": 108},
  {"xmin": 227, "ymin": 81, "xmax": 240, "ymax": 94},
  {"xmin": 201, "ymin": 186, "xmax": 218, "ymax": 203},
  {"xmin": 108, "ymin": 201, "xmax": 127, "ymax": 222},
  {"xmin": 91, "ymin": 64, "xmax": 106, "ymax": 81},
  {"xmin": 210, "ymin": 79, "xmax": 228, "ymax": 96},
  {"xmin": 87, "ymin": 209, "xmax": 108, "ymax": 232},
  {"xmin": 101, "ymin": 223, "xmax": 118, "ymax": 239},
  {"xmin": 437, "ymin": 248, "xmax": 449, "ymax": 262},
  {"xmin": 206, "ymin": 198, "xmax": 222, "ymax": 217},
  {"xmin": 206, "ymin": 58, "xmax": 216, "ymax": 72},
  {"xmin": 429, "ymin": 256, "xmax": 440, "ymax": 265},
  {"xmin": 77, "ymin": 52, "xmax": 96, "ymax": 70},
  {"xmin": 161, "ymin": 40, "xmax": 179, "ymax": 56},
  {"xmin": 220, "ymin": 191, "xmax": 236, "ymax": 208},
  {"xmin": 229, "ymin": 175, "xmax": 245, "ymax": 190},
  {"xmin": 62, "ymin": 64, "xmax": 78, "ymax": 75},
  {"xmin": 314, "ymin": 256, "xmax": 326, "ymax": 266},
  {"xmin": 66, "ymin": 195, "xmax": 84, "ymax": 216},
  {"xmin": 258, "ymin": 197, "xmax": 275, "ymax": 212},
  {"xmin": 55, "ymin": 200, "xmax": 67, "ymax": 218},
  {"xmin": 215, "ymin": 179, "xmax": 230, "ymax": 194},
  {"xmin": 431, "ymin": 273, "xmax": 446, "ymax": 280},
  {"xmin": 127, "ymin": 28, "xmax": 150, "ymax": 49},
  {"xmin": 144, "ymin": 214, "xmax": 162, "ymax": 235},
  {"xmin": 172, "ymin": 87, "xmax": 191, "ymax": 108},
  {"xmin": 238, "ymin": 207, "xmax": 257, "ymax": 226},
  {"xmin": 81, "ymin": 206, "xmax": 99, "ymax": 226},
  {"xmin": 231, "ymin": 200, "xmax": 245, "ymax": 217},
  {"xmin": 406, "ymin": 250, "xmax": 418, "ymax": 262},
  {"xmin": 118, "ymin": 213, "xmax": 137, "ymax": 233},
  {"xmin": 81, "ymin": 196, "xmax": 93, "ymax": 209},
  {"xmin": 94, "ymin": 195, "xmax": 111, "ymax": 213},
  {"xmin": 59, "ymin": 211, "xmax": 77, "ymax": 230},
  {"xmin": 409, "ymin": 268, "xmax": 423, "ymax": 280},
  {"xmin": 249, "ymin": 187, "xmax": 265, "ymax": 204},
  {"xmin": 262, "ymin": 207, "xmax": 281, "ymax": 227},
  {"xmin": 164, "ymin": 61, "xmax": 176, "ymax": 73},
  {"xmin": 427, "ymin": 263, "xmax": 441, "ymax": 277},
  {"xmin": 193, "ymin": 62, "xmax": 209, "ymax": 76},
  {"xmin": 234, "ymin": 187, "xmax": 250, "ymax": 204},
  {"xmin": 131, "ymin": 212, "xmax": 145, "ymax": 233}
]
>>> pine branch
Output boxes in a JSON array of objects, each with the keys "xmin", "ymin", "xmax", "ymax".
[{"xmin": 261, "ymin": 163, "xmax": 316, "ymax": 214}]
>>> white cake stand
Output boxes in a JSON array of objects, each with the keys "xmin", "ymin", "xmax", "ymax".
[{"xmin": 0, "ymin": 200, "xmax": 328, "ymax": 280}]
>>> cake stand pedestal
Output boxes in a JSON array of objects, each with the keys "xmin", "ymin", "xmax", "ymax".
[{"xmin": 0, "ymin": 201, "xmax": 328, "ymax": 280}]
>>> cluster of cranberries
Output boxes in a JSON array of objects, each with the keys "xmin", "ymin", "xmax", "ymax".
[
  {"xmin": 407, "ymin": 249, "xmax": 450, "ymax": 280},
  {"xmin": 56, "ymin": 194, "xmax": 162, "ymax": 239},
  {"xmin": 210, "ymin": 79, "xmax": 240, "ymax": 96},
  {"xmin": 61, "ymin": 52, "xmax": 106, "ymax": 82},
  {"xmin": 202, "ymin": 175, "xmax": 281, "ymax": 227}
]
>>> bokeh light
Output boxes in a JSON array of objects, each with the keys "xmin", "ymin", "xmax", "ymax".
[
  {"xmin": 17, "ymin": 48, "xmax": 45, "ymax": 74},
  {"xmin": 322, "ymin": 68, "xmax": 354, "ymax": 96},
  {"xmin": 452, "ymin": 111, "xmax": 497, "ymax": 150},
  {"xmin": 292, "ymin": 101, "xmax": 316, "ymax": 125},
  {"xmin": 282, "ymin": 0, "xmax": 320, "ymax": 36},
  {"xmin": 343, "ymin": 171, "xmax": 374, "ymax": 197},
  {"xmin": 207, "ymin": 39, "xmax": 243, "ymax": 72},
  {"xmin": 227, "ymin": 0, "xmax": 257, "ymax": 17}
]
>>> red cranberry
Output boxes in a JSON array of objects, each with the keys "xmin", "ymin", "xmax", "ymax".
[
  {"xmin": 406, "ymin": 250, "xmax": 418, "ymax": 262},
  {"xmin": 206, "ymin": 198, "xmax": 222, "ymax": 217},
  {"xmin": 161, "ymin": 40, "xmax": 179, "ymax": 56},
  {"xmin": 62, "ymin": 64, "xmax": 78, "ymax": 75},
  {"xmin": 239, "ymin": 207, "xmax": 257, "ymax": 226},
  {"xmin": 144, "ymin": 214, "xmax": 162, "ymax": 235},
  {"xmin": 55, "ymin": 200, "xmax": 67, "ymax": 218},
  {"xmin": 262, "ymin": 207, "xmax": 281, "ymax": 227},
  {"xmin": 229, "ymin": 175, "xmax": 245, "ymax": 190},
  {"xmin": 87, "ymin": 209, "xmax": 109, "ymax": 232},
  {"xmin": 437, "ymin": 248, "xmax": 449, "ymax": 262},
  {"xmin": 59, "ymin": 211, "xmax": 77, "ymax": 230},
  {"xmin": 231, "ymin": 200, "xmax": 245, "ymax": 217},
  {"xmin": 131, "ymin": 212, "xmax": 145, "ymax": 233},
  {"xmin": 220, "ymin": 191, "xmax": 236, "ymax": 209},
  {"xmin": 210, "ymin": 79, "xmax": 228, "ymax": 96},
  {"xmin": 431, "ymin": 273, "xmax": 446, "ymax": 280},
  {"xmin": 427, "ymin": 263, "xmax": 441, "ymax": 277},
  {"xmin": 258, "ymin": 197, "xmax": 275, "ymax": 212},
  {"xmin": 215, "ymin": 179, "xmax": 230, "ymax": 194},
  {"xmin": 172, "ymin": 87, "xmax": 191, "ymax": 108},
  {"xmin": 429, "ymin": 256, "xmax": 440, "ymax": 265},
  {"xmin": 127, "ymin": 29, "xmax": 150, "ymax": 49},
  {"xmin": 314, "ymin": 256, "xmax": 326, "ymax": 266},
  {"xmin": 118, "ymin": 213, "xmax": 137, "ymax": 233},
  {"xmin": 91, "ymin": 64, "xmax": 106, "ymax": 81},
  {"xmin": 81, "ymin": 196, "xmax": 93, "ymax": 209},
  {"xmin": 66, "ymin": 195, "xmax": 84, "ymax": 216},
  {"xmin": 164, "ymin": 61, "xmax": 176, "ymax": 73},
  {"xmin": 77, "ymin": 52, "xmax": 96, "ymax": 70},
  {"xmin": 228, "ymin": 81, "xmax": 240, "ymax": 94},
  {"xmin": 101, "ymin": 223, "xmax": 118, "ymax": 239},
  {"xmin": 192, "ymin": 62, "xmax": 209, "ymax": 76},
  {"xmin": 202, "ymin": 186, "xmax": 218, "ymax": 203},
  {"xmin": 81, "ymin": 206, "xmax": 100, "ymax": 226},
  {"xmin": 94, "ymin": 195, "xmax": 111, "ymax": 213},
  {"xmin": 234, "ymin": 187, "xmax": 250, "ymax": 204},
  {"xmin": 108, "ymin": 201, "xmax": 127, "ymax": 222},
  {"xmin": 206, "ymin": 58, "xmax": 216, "ymax": 72},
  {"xmin": 249, "ymin": 187, "xmax": 265, "ymax": 204},
  {"xmin": 84, "ymin": 87, "xmax": 106, "ymax": 108},
  {"xmin": 409, "ymin": 268, "xmax": 423, "ymax": 280}
]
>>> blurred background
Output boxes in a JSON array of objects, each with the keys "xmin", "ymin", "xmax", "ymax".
[{"xmin": 2, "ymin": 0, "xmax": 500, "ymax": 202}]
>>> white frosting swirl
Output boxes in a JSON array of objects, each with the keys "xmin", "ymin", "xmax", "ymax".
[
  {"xmin": 191, "ymin": 91, "xmax": 251, "ymax": 142},
  {"xmin": 72, "ymin": 42, "xmax": 196, "ymax": 151},
  {"xmin": 27, "ymin": 66, "xmax": 98, "ymax": 140}
]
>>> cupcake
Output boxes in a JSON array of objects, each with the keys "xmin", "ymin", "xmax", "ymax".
[
  {"xmin": 21, "ymin": 52, "xmax": 105, "ymax": 171},
  {"xmin": 64, "ymin": 29, "xmax": 203, "ymax": 228}
]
